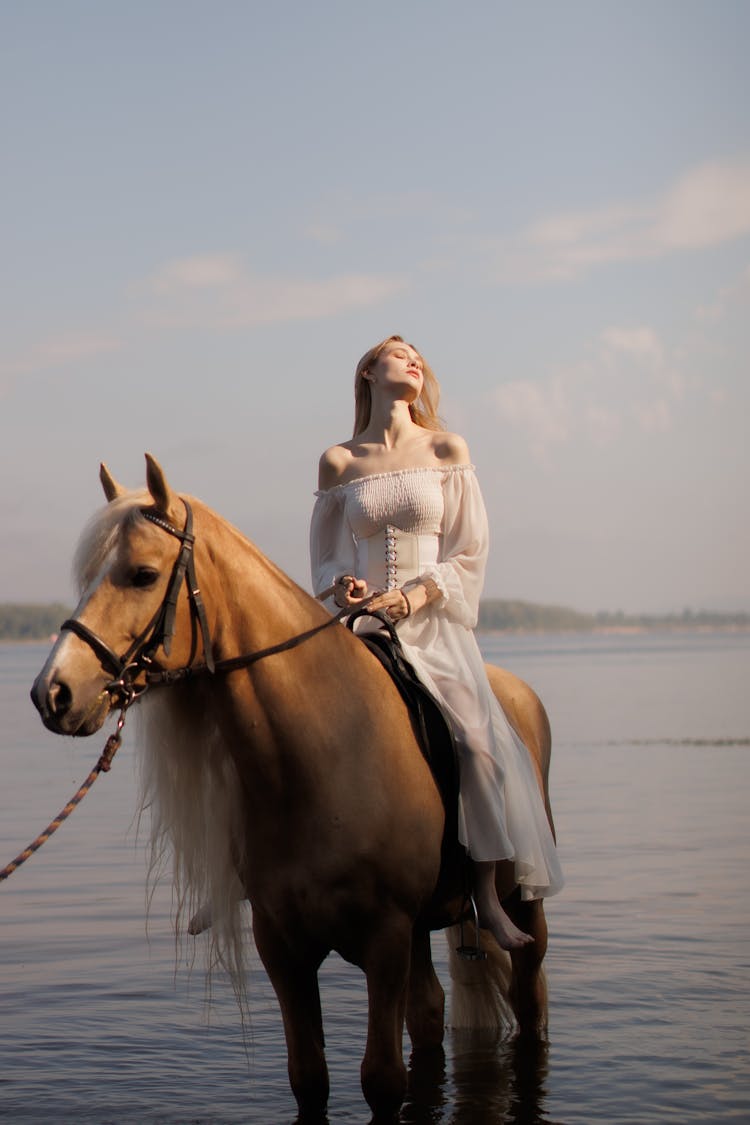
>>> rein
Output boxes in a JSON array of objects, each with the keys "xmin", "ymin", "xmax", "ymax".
[
  {"xmin": 2, "ymin": 500, "xmax": 368, "ymax": 883},
  {"xmin": 145, "ymin": 617, "xmax": 344, "ymax": 685}
]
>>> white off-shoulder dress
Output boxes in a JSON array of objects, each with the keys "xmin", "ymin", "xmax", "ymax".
[{"xmin": 310, "ymin": 465, "xmax": 563, "ymax": 901}]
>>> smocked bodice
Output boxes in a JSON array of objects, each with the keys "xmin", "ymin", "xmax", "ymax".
[{"xmin": 334, "ymin": 468, "xmax": 450, "ymax": 540}]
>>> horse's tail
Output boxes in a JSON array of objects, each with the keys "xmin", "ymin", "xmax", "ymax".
[{"xmin": 445, "ymin": 924, "xmax": 516, "ymax": 1033}]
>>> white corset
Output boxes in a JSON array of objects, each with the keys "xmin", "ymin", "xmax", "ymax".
[{"xmin": 355, "ymin": 525, "xmax": 440, "ymax": 591}]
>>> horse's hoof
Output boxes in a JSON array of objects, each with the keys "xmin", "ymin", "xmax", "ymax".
[{"xmin": 188, "ymin": 903, "xmax": 212, "ymax": 935}]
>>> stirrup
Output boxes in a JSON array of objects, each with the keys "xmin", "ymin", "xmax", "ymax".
[{"xmin": 455, "ymin": 894, "xmax": 487, "ymax": 961}]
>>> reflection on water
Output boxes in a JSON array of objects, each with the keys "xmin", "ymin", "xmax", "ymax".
[
  {"xmin": 2, "ymin": 634, "xmax": 750, "ymax": 1123},
  {"xmin": 401, "ymin": 1034, "xmax": 550, "ymax": 1125}
]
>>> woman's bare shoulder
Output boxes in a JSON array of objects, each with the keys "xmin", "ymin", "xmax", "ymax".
[
  {"xmin": 318, "ymin": 443, "xmax": 355, "ymax": 490},
  {"xmin": 431, "ymin": 431, "xmax": 471, "ymax": 466}
]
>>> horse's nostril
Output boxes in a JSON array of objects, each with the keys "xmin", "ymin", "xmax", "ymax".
[{"xmin": 48, "ymin": 678, "xmax": 72, "ymax": 718}]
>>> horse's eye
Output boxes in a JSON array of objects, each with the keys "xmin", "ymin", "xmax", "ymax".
[{"xmin": 131, "ymin": 566, "xmax": 159, "ymax": 589}]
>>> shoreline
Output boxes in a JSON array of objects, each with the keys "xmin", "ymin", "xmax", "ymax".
[
  {"xmin": 478, "ymin": 623, "xmax": 750, "ymax": 635},
  {"xmin": 4, "ymin": 623, "xmax": 750, "ymax": 646}
]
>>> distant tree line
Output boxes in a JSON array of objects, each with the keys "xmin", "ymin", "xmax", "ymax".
[
  {"xmin": 591, "ymin": 607, "xmax": 750, "ymax": 630},
  {"xmin": 0, "ymin": 603, "xmax": 70, "ymax": 640},
  {"xmin": 1, "ymin": 600, "xmax": 748, "ymax": 641},
  {"xmin": 478, "ymin": 600, "xmax": 595, "ymax": 631},
  {"xmin": 477, "ymin": 600, "xmax": 750, "ymax": 632}
]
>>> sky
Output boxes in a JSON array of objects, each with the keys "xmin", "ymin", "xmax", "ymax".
[{"xmin": 2, "ymin": 0, "xmax": 748, "ymax": 614}]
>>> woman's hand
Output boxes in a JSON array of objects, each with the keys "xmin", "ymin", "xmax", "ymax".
[
  {"xmin": 368, "ymin": 582, "xmax": 432, "ymax": 622},
  {"xmin": 337, "ymin": 578, "xmax": 438, "ymax": 619},
  {"xmin": 334, "ymin": 575, "xmax": 369, "ymax": 608},
  {"xmin": 365, "ymin": 588, "xmax": 410, "ymax": 622}
]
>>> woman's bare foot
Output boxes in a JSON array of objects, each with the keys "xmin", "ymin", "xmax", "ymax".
[
  {"xmin": 478, "ymin": 899, "xmax": 534, "ymax": 950},
  {"xmin": 474, "ymin": 860, "xmax": 534, "ymax": 950}
]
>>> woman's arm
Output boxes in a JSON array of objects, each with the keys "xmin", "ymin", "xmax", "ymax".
[{"xmin": 309, "ymin": 485, "xmax": 358, "ymax": 611}]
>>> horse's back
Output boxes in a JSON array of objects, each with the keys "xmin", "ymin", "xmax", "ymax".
[{"xmin": 484, "ymin": 663, "xmax": 556, "ymax": 837}]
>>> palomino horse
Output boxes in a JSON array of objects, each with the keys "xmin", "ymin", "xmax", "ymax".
[{"xmin": 31, "ymin": 455, "xmax": 557, "ymax": 1122}]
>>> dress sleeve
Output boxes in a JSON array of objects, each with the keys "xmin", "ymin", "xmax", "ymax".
[
  {"xmin": 420, "ymin": 467, "xmax": 488, "ymax": 628},
  {"xmin": 309, "ymin": 489, "xmax": 357, "ymax": 612}
]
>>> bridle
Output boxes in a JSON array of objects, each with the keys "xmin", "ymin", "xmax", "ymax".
[
  {"xmin": 5, "ymin": 501, "xmax": 380, "ymax": 884},
  {"xmin": 60, "ymin": 498, "xmax": 344, "ymax": 705},
  {"xmin": 61, "ymin": 499, "xmax": 215, "ymax": 705}
]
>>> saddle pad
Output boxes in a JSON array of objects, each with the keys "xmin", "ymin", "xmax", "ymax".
[{"xmin": 357, "ymin": 629, "xmax": 460, "ymax": 837}]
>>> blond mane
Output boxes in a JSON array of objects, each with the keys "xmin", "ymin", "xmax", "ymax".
[
  {"xmin": 75, "ymin": 490, "xmax": 249, "ymax": 994},
  {"xmin": 137, "ymin": 683, "xmax": 248, "ymax": 996}
]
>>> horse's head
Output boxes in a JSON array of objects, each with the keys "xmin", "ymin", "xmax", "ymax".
[{"xmin": 31, "ymin": 454, "xmax": 213, "ymax": 736}]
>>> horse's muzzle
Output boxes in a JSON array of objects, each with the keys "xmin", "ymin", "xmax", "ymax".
[{"xmin": 30, "ymin": 670, "xmax": 111, "ymax": 736}]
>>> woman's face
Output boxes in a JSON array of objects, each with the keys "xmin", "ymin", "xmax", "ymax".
[{"xmin": 369, "ymin": 341, "xmax": 424, "ymax": 400}]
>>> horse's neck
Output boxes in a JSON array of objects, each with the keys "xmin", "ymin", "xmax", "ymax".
[
  {"xmin": 194, "ymin": 500, "xmax": 325, "ymax": 656},
  {"xmin": 191, "ymin": 502, "xmax": 377, "ymax": 803},
  {"xmin": 177, "ymin": 504, "xmax": 426, "ymax": 867}
]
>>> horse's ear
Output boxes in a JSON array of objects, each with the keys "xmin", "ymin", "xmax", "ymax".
[
  {"xmin": 100, "ymin": 462, "xmax": 125, "ymax": 502},
  {"xmin": 145, "ymin": 453, "xmax": 176, "ymax": 515}
]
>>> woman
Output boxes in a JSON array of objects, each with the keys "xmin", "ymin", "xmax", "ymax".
[{"xmin": 310, "ymin": 335, "xmax": 563, "ymax": 950}]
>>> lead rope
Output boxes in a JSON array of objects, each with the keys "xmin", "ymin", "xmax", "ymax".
[
  {"xmin": 2, "ymin": 581, "xmax": 360, "ymax": 883},
  {"xmin": 0, "ymin": 693, "xmax": 136, "ymax": 884}
]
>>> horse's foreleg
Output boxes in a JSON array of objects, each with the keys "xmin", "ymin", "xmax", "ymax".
[
  {"xmin": 360, "ymin": 913, "xmax": 413, "ymax": 1120},
  {"xmin": 252, "ymin": 912, "xmax": 329, "ymax": 1120},
  {"xmin": 506, "ymin": 896, "xmax": 549, "ymax": 1039},
  {"xmin": 406, "ymin": 925, "xmax": 445, "ymax": 1049}
]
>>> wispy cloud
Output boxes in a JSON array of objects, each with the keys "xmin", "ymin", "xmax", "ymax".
[
  {"xmin": 493, "ymin": 159, "xmax": 750, "ymax": 282},
  {"xmin": 302, "ymin": 191, "xmax": 473, "ymax": 249},
  {"xmin": 1, "ymin": 253, "xmax": 408, "ymax": 395},
  {"xmin": 600, "ymin": 326, "xmax": 664, "ymax": 366},
  {"xmin": 149, "ymin": 253, "xmax": 246, "ymax": 292},
  {"xmin": 694, "ymin": 262, "xmax": 750, "ymax": 324},
  {"xmin": 0, "ymin": 331, "xmax": 121, "ymax": 394},
  {"xmin": 491, "ymin": 320, "xmax": 699, "ymax": 461},
  {"xmin": 600, "ymin": 324, "xmax": 686, "ymax": 401},
  {"xmin": 304, "ymin": 224, "xmax": 343, "ymax": 246},
  {"xmin": 493, "ymin": 375, "xmax": 572, "ymax": 460},
  {"xmin": 139, "ymin": 253, "xmax": 409, "ymax": 327}
]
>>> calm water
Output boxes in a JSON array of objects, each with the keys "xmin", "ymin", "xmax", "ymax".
[{"xmin": 1, "ymin": 632, "xmax": 749, "ymax": 1123}]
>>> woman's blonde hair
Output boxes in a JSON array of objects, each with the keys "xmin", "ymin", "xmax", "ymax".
[{"xmin": 353, "ymin": 335, "xmax": 444, "ymax": 437}]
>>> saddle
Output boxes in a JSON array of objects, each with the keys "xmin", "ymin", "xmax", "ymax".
[
  {"xmin": 347, "ymin": 610, "xmax": 478, "ymax": 943},
  {"xmin": 346, "ymin": 608, "xmax": 461, "ymax": 848}
]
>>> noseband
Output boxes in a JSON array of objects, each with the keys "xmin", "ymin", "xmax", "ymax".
[{"xmin": 61, "ymin": 499, "xmax": 215, "ymax": 701}]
